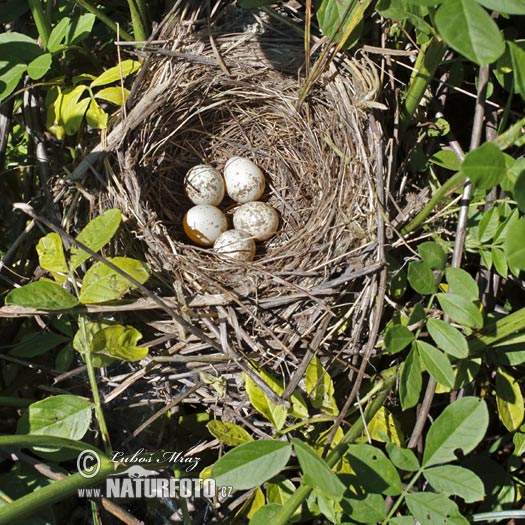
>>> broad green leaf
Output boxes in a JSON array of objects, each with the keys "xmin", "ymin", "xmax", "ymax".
[
  {"xmin": 244, "ymin": 374, "xmax": 287, "ymax": 431},
  {"xmin": 427, "ymin": 318, "xmax": 469, "ymax": 358},
  {"xmin": 95, "ymin": 86, "xmax": 129, "ymax": 105},
  {"xmin": 475, "ymin": 0, "xmax": 525, "ymax": 14},
  {"xmin": 207, "ymin": 420, "xmax": 254, "ymax": 447},
  {"xmin": 70, "ymin": 209, "xmax": 121, "ymax": 269},
  {"xmin": 85, "ymin": 99, "xmax": 108, "ymax": 129},
  {"xmin": 368, "ymin": 406, "xmax": 404, "ymax": 445},
  {"xmin": 91, "ymin": 324, "xmax": 148, "ymax": 362},
  {"xmin": 249, "ymin": 504, "xmax": 283, "ymax": 525},
  {"xmin": 435, "ymin": 0, "xmax": 505, "ymax": 65},
  {"xmin": 5, "ymin": 281, "xmax": 78, "ymax": 310},
  {"xmin": 10, "ymin": 331, "xmax": 69, "ymax": 358},
  {"xmin": 384, "ymin": 324, "xmax": 414, "ymax": 354},
  {"xmin": 496, "ymin": 367, "xmax": 524, "ymax": 431},
  {"xmin": 79, "ymin": 257, "xmax": 149, "ymax": 303},
  {"xmin": 408, "ymin": 260, "xmax": 435, "ymax": 295},
  {"xmin": 0, "ymin": 31, "xmax": 42, "ymax": 64},
  {"xmin": 90, "ymin": 59, "xmax": 141, "ymax": 87},
  {"xmin": 0, "ymin": 63, "xmax": 26, "ymax": 101},
  {"xmin": 399, "ymin": 346, "xmax": 422, "ymax": 410},
  {"xmin": 436, "ymin": 293, "xmax": 483, "ymax": 329},
  {"xmin": 17, "ymin": 394, "xmax": 91, "ymax": 441},
  {"xmin": 47, "ymin": 17, "xmax": 70, "ymax": 52},
  {"xmin": 386, "ymin": 443, "xmax": 420, "ymax": 472},
  {"xmin": 390, "ymin": 518, "xmax": 416, "ymax": 525},
  {"xmin": 292, "ymin": 438, "xmax": 346, "ymax": 500},
  {"xmin": 430, "ymin": 149, "xmax": 461, "ymax": 171},
  {"xmin": 513, "ymin": 428, "xmax": 525, "ymax": 456},
  {"xmin": 415, "ymin": 341, "xmax": 455, "ymax": 388},
  {"xmin": 460, "ymin": 142, "xmax": 507, "ymax": 189},
  {"xmin": 504, "ymin": 216, "xmax": 525, "ymax": 274},
  {"xmin": 305, "ymin": 356, "xmax": 338, "ymax": 415},
  {"xmin": 423, "ymin": 396, "xmax": 488, "ymax": 467},
  {"xmin": 317, "ymin": 0, "xmax": 369, "ymax": 46},
  {"xmin": 423, "ymin": 465, "xmax": 485, "ymax": 503},
  {"xmin": 341, "ymin": 492, "xmax": 387, "ymax": 523},
  {"xmin": 266, "ymin": 478, "xmax": 296, "ymax": 506},
  {"xmin": 211, "ymin": 440, "xmax": 291, "ymax": 490},
  {"xmin": 514, "ymin": 167, "xmax": 525, "ymax": 213},
  {"xmin": 445, "ymin": 267, "xmax": 479, "ymax": 301},
  {"xmin": 508, "ymin": 41, "xmax": 525, "ymax": 96},
  {"xmin": 492, "ymin": 247, "xmax": 508, "ymax": 279},
  {"xmin": 478, "ymin": 206, "xmax": 501, "ymax": 242},
  {"xmin": 69, "ymin": 13, "xmax": 96, "ymax": 45},
  {"xmin": 27, "ymin": 53, "xmax": 52, "ymax": 80},
  {"xmin": 418, "ymin": 241, "xmax": 447, "ymax": 270},
  {"xmin": 59, "ymin": 85, "xmax": 89, "ymax": 135},
  {"xmin": 347, "ymin": 444, "xmax": 402, "ymax": 495},
  {"xmin": 405, "ymin": 492, "xmax": 469, "ymax": 525},
  {"xmin": 36, "ymin": 232, "xmax": 68, "ymax": 274}
]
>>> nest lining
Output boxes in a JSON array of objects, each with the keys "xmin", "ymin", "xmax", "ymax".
[{"xmin": 105, "ymin": 5, "xmax": 381, "ymax": 365}]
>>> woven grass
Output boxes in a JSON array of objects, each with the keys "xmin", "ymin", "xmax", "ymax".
[{"xmin": 103, "ymin": 2, "xmax": 383, "ymax": 399}]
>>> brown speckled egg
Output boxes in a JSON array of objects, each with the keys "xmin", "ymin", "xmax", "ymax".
[
  {"xmin": 213, "ymin": 229, "xmax": 256, "ymax": 261},
  {"xmin": 233, "ymin": 202, "xmax": 279, "ymax": 241},
  {"xmin": 224, "ymin": 157, "xmax": 265, "ymax": 203},
  {"xmin": 183, "ymin": 205, "xmax": 228, "ymax": 246},
  {"xmin": 184, "ymin": 165, "xmax": 225, "ymax": 205}
]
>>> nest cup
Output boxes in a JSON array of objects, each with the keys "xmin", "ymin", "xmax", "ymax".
[{"xmin": 106, "ymin": 4, "xmax": 381, "ymax": 364}]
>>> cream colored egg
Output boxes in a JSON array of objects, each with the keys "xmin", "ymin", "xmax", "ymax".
[
  {"xmin": 233, "ymin": 202, "xmax": 279, "ymax": 241},
  {"xmin": 184, "ymin": 165, "xmax": 225, "ymax": 205},
  {"xmin": 183, "ymin": 205, "xmax": 228, "ymax": 246},
  {"xmin": 213, "ymin": 229, "xmax": 256, "ymax": 262},
  {"xmin": 224, "ymin": 156, "xmax": 265, "ymax": 203}
]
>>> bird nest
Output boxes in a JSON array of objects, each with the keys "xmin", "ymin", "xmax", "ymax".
[{"xmin": 103, "ymin": 3, "xmax": 383, "ymax": 388}]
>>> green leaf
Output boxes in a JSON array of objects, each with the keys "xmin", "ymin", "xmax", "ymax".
[
  {"xmin": 460, "ymin": 142, "xmax": 507, "ymax": 189},
  {"xmin": 91, "ymin": 324, "xmax": 148, "ymax": 362},
  {"xmin": 429, "ymin": 149, "xmax": 462, "ymax": 171},
  {"xmin": 423, "ymin": 465, "xmax": 485, "ymax": 503},
  {"xmin": 418, "ymin": 241, "xmax": 447, "ymax": 270},
  {"xmin": 513, "ymin": 166, "xmax": 525, "ymax": 213},
  {"xmin": 70, "ymin": 209, "xmax": 121, "ymax": 269},
  {"xmin": 386, "ymin": 443, "xmax": 420, "ymax": 472},
  {"xmin": 427, "ymin": 318, "xmax": 469, "ymax": 358},
  {"xmin": 27, "ymin": 53, "xmax": 52, "ymax": 80},
  {"xmin": 36, "ymin": 232, "xmax": 68, "ymax": 274},
  {"xmin": 90, "ymin": 59, "xmax": 141, "ymax": 87},
  {"xmin": 408, "ymin": 260, "xmax": 435, "ymax": 295},
  {"xmin": 17, "ymin": 394, "xmax": 91, "ymax": 441},
  {"xmin": 249, "ymin": 504, "xmax": 284, "ymax": 525},
  {"xmin": 496, "ymin": 367, "xmax": 524, "ymax": 431},
  {"xmin": 47, "ymin": 17, "xmax": 70, "ymax": 52},
  {"xmin": 79, "ymin": 257, "xmax": 149, "ymax": 304},
  {"xmin": 492, "ymin": 247, "xmax": 508, "ymax": 279},
  {"xmin": 399, "ymin": 346, "xmax": 422, "ymax": 410},
  {"xmin": 504, "ymin": 216, "xmax": 525, "ymax": 274},
  {"xmin": 69, "ymin": 13, "xmax": 96, "ymax": 45},
  {"xmin": 435, "ymin": 0, "xmax": 504, "ymax": 65},
  {"xmin": 508, "ymin": 41, "xmax": 525, "ymax": 96},
  {"xmin": 207, "ymin": 420, "xmax": 254, "ymax": 447},
  {"xmin": 244, "ymin": 374, "xmax": 287, "ymax": 431},
  {"xmin": 5, "ymin": 281, "xmax": 79, "ymax": 310},
  {"xmin": 316, "ymin": 0, "xmax": 368, "ymax": 46},
  {"xmin": 422, "ymin": 396, "xmax": 488, "ymax": 467},
  {"xmin": 445, "ymin": 267, "xmax": 479, "ymax": 301},
  {"xmin": 347, "ymin": 444, "xmax": 402, "ymax": 495},
  {"xmin": 292, "ymin": 438, "xmax": 346, "ymax": 500},
  {"xmin": 341, "ymin": 492, "xmax": 387, "ymax": 523},
  {"xmin": 415, "ymin": 341, "xmax": 455, "ymax": 388},
  {"xmin": 85, "ymin": 99, "xmax": 108, "ymax": 129},
  {"xmin": 475, "ymin": 0, "xmax": 525, "ymax": 14},
  {"xmin": 436, "ymin": 293, "xmax": 483, "ymax": 329},
  {"xmin": 95, "ymin": 86, "xmax": 129, "ymax": 105},
  {"xmin": 384, "ymin": 324, "xmax": 414, "ymax": 354},
  {"xmin": 211, "ymin": 440, "xmax": 291, "ymax": 491},
  {"xmin": 266, "ymin": 478, "xmax": 296, "ymax": 506},
  {"xmin": 59, "ymin": 85, "xmax": 90, "ymax": 135},
  {"xmin": 305, "ymin": 356, "xmax": 338, "ymax": 415},
  {"xmin": 0, "ymin": 63, "xmax": 27, "ymax": 101},
  {"xmin": 405, "ymin": 492, "xmax": 469, "ymax": 525},
  {"xmin": 10, "ymin": 331, "xmax": 69, "ymax": 358},
  {"xmin": 73, "ymin": 321, "xmax": 114, "ymax": 367},
  {"xmin": 0, "ymin": 31, "xmax": 42, "ymax": 64}
]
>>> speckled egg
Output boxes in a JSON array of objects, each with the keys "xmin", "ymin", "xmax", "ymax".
[
  {"xmin": 233, "ymin": 201, "xmax": 279, "ymax": 241},
  {"xmin": 184, "ymin": 165, "xmax": 225, "ymax": 205},
  {"xmin": 213, "ymin": 229, "xmax": 256, "ymax": 262},
  {"xmin": 224, "ymin": 156, "xmax": 265, "ymax": 203},
  {"xmin": 183, "ymin": 205, "xmax": 228, "ymax": 246}
]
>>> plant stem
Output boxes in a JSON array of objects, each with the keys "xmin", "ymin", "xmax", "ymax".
[
  {"xmin": 400, "ymin": 171, "xmax": 466, "ymax": 235},
  {"xmin": 28, "ymin": 0, "xmax": 51, "ymax": 48},
  {"xmin": 382, "ymin": 468, "xmax": 424, "ymax": 524},
  {"xmin": 127, "ymin": 0, "xmax": 148, "ymax": 42},
  {"xmin": 400, "ymin": 36, "xmax": 447, "ymax": 134},
  {"xmin": 270, "ymin": 367, "xmax": 396, "ymax": 525},
  {"xmin": 78, "ymin": 316, "xmax": 112, "ymax": 457},
  {"xmin": 75, "ymin": 0, "xmax": 134, "ymax": 42}
]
